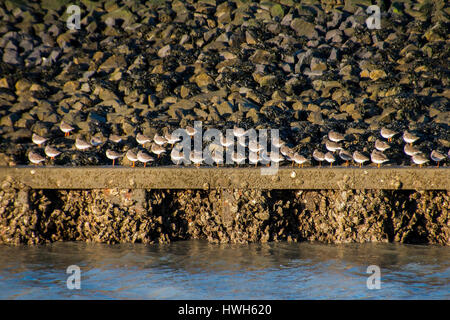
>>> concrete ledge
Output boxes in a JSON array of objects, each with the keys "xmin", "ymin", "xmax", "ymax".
[{"xmin": 0, "ymin": 166, "xmax": 449, "ymax": 190}]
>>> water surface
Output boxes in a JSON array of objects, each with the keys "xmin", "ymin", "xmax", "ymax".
[{"xmin": 0, "ymin": 241, "xmax": 448, "ymax": 299}]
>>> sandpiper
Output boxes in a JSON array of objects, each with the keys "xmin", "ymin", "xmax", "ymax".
[
  {"xmin": 313, "ymin": 149, "xmax": 325, "ymax": 167},
  {"xmin": 380, "ymin": 127, "xmax": 397, "ymax": 142},
  {"xmin": 151, "ymin": 143, "xmax": 166, "ymax": 158},
  {"xmin": 75, "ymin": 137, "xmax": 91, "ymax": 150},
  {"xmin": 186, "ymin": 126, "xmax": 196, "ymax": 137},
  {"xmin": 403, "ymin": 131, "xmax": 419, "ymax": 145},
  {"xmin": 106, "ymin": 149, "xmax": 122, "ymax": 166},
  {"xmin": 32, "ymin": 133, "xmax": 47, "ymax": 146},
  {"xmin": 153, "ymin": 133, "xmax": 167, "ymax": 146},
  {"xmin": 248, "ymin": 140, "xmax": 263, "ymax": 153},
  {"xmin": 404, "ymin": 144, "xmax": 420, "ymax": 157},
  {"xmin": 126, "ymin": 150, "xmax": 138, "ymax": 167},
  {"xmin": 272, "ymin": 137, "xmax": 285, "ymax": 149},
  {"xmin": 324, "ymin": 152, "xmax": 335, "ymax": 167},
  {"xmin": 220, "ymin": 135, "xmax": 234, "ymax": 149},
  {"xmin": 270, "ymin": 152, "xmax": 284, "ymax": 165},
  {"xmin": 233, "ymin": 126, "xmax": 247, "ymax": 138},
  {"xmin": 189, "ymin": 151, "xmax": 204, "ymax": 167},
  {"xmin": 232, "ymin": 151, "xmax": 246, "ymax": 166},
  {"xmin": 90, "ymin": 136, "xmax": 103, "ymax": 147},
  {"xmin": 170, "ymin": 145, "xmax": 185, "ymax": 165},
  {"xmin": 325, "ymin": 140, "xmax": 342, "ymax": 153},
  {"xmin": 375, "ymin": 139, "xmax": 390, "ymax": 152},
  {"xmin": 211, "ymin": 150, "xmax": 223, "ymax": 167},
  {"xmin": 136, "ymin": 133, "xmax": 151, "ymax": 145},
  {"xmin": 353, "ymin": 151, "xmax": 369, "ymax": 168},
  {"xmin": 237, "ymin": 136, "xmax": 247, "ymax": 147},
  {"xmin": 280, "ymin": 145, "xmax": 293, "ymax": 157},
  {"xmin": 430, "ymin": 150, "xmax": 445, "ymax": 167},
  {"xmin": 137, "ymin": 150, "xmax": 154, "ymax": 167},
  {"xmin": 338, "ymin": 149, "xmax": 353, "ymax": 166},
  {"xmin": 328, "ymin": 130, "xmax": 345, "ymax": 142},
  {"xmin": 60, "ymin": 121, "xmax": 74, "ymax": 137},
  {"xmin": 44, "ymin": 145, "xmax": 61, "ymax": 160},
  {"xmin": 260, "ymin": 151, "xmax": 271, "ymax": 166},
  {"xmin": 293, "ymin": 153, "xmax": 308, "ymax": 168},
  {"xmin": 164, "ymin": 132, "xmax": 181, "ymax": 146},
  {"xmin": 371, "ymin": 150, "xmax": 388, "ymax": 168},
  {"xmin": 412, "ymin": 153, "xmax": 429, "ymax": 168},
  {"xmin": 109, "ymin": 134, "xmax": 122, "ymax": 143},
  {"xmin": 28, "ymin": 150, "xmax": 45, "ymax": 165},
  {"xmin": 248, "ymin": 151, "xmax": 260, "ymax": 167},
  {"xmin": 285, "ymin": 150, "xmax": 295, "ymax": 166}
]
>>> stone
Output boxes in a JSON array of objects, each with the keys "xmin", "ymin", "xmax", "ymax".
[
  {"xmin": 290, "ymin": 18, "xmax": 318, "ymax": 39},
  {"xmin": 195, "ymin": 73, "xmax": 215, "ymax": 87},
  {"xmin": 370, "ymin": 70, "xmax": 387, "ymax": 81}
]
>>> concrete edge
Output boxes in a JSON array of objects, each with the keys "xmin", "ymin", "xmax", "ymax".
[{"xmin": 0, "ymin": 166, "xmax": 449, "ymax": 190}]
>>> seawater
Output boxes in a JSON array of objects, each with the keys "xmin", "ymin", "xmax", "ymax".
[{"xmin": 0, "ymin": 241, "xmax": 448, "ymax": 299}]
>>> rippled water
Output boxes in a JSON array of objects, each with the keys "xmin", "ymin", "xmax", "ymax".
[{"xmin": 0, "ymin": 241, "xmax": 448, "ymax": 299}]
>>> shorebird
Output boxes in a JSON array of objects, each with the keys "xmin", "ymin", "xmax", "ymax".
[
  {"xmin": 430, "ymin": 150, "xmax": 445, "ymax": 167},
  {"xmin": 233, "ymin": 126, "xmax": 246, "ymax": 138},
  {"xmin": 260, "ymin": 151, "xmax": 271, "ymax": 166},
  {"xmin": 151, "ymin": 143, "xmax": 166, "ymax": 158},
  {"xmin": 90, "ymin": 136, "xmax": 103, "ymax": 147},
  {"xmin": 28, "ymin": 151, "xmax": 45, "ymax": 165},
  {"xmin": 109, "ymin": 134, "xmax": 122, "ymax": 143},
  {"xmin": 325, "ymin": 140, "xmax": 342, "ymax": 153},
  {"xmin": 412, "ymin": 153, "xmax": 429, "ymax": 168},
  {"xmin": 280, "ymin": 145, "xmax": 293, "ymax": 157},
  {"xmin": 32, "ymin": 133, "xmax": 47, "ymax": 146},
  {"xmin": 272, "ymin": 137, "xmax": 285, "ymax": 149},
  {"xmin": 403, "ymin": 131, "xmax": 419, "ymax": 145},
  {"xmin": 190, "ymin": 151, "xmax": 204, "ymax": 167},
  {"xmin": 270, "ymin": 152, "xmax": 284, "ymax": 165},
  {"xmin": 404, "ymin": 144, "xmax": 420, "ymax": 157},
  {"xmin": 186, "ymin": 126, "xmax": 196, "ymax": 137},
  {"xmin": 44, "ymin": 145, "xmax": 61, "ymax": 160},
  {"xmin": 324, "ymin": 152, "xmax": 335, "ymax": 167},
  {"xmin": 381, "ymin": 127, "xmax": 397, "ymax": 142},
  {"xmin": 248, "ymin": 140, "xmax": 263, "ymax": 153},
  {"xmin": 106, "ymin": 149, "xmax": 122, "ymax": 166},
  {"xmin": 231, "ymin": 151, "xmax": 246, "ymax": 166},
  {"xmin": 375, "ymin": 139, "xmax": 390, "ymax": 152},
  {"xmin": 220, "ymin": 135, "xmax": 234, "ymax": 149},
  {"xmin": 136, "ymin": 133, "xmax": 151, "ymax": 145},
  {"xmin": 293, "ymin": 153, "xmax": 308, "ymax": 168},
  {"xmin": 371, "ymin": 150, "xmax": 388, "ymax": 168},
  {"xmin": 328, "ymin": 130, "xmax": 345, "ymax": 142},
  {"xmin": 313, "ymin": 149, "xmax": 325, "ymax": 167},
  {"xmin": 237, "ymin": 136, "xmax": 247, "ymax": 147},
  {"xmin": 164, "ymin": 132, "xmax": 181, "ymax": 146},
  {"xmin": 60, "ymin": 121, "xmax": 74, "ymax": 137},
  {"xmin": 137, "ymin": 150, "xmax": 154, "ymax": 167},
  {"xmin": 153, "ymin": 133, "xmax": 167, "ymax": 146},
  {"xmin": 170, "ymin": 145, "xmax": 185, "ymax": 165},
  {"xmin": 285, "ymin": 150, "xmax": 295, "ymax": 166},
  {"xmin": 75, "ymin": 137, "xmax": 91, "ymax": 150},
  {"xmin": 338, "ymin": 149, "xmax": 353, "ymax": 166},
  {"xmin": 126, "ymin": 150, "xmax": 138, "ymax": 167},
  {"xmin": 211, "ymin": 150, "xmax": 223, "ymax": 167},
  {"xmin": 248, "ymin": 151, "xmax": 260, "ymax": 167},
  {"xmin": 353, "ymin": 151, "xmax": 369, "ymax": 168}
]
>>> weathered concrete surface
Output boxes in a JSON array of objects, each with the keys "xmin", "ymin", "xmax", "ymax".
[{"xmin": 0, "ymin": 166, "xmax": 448, "ymax": 190}]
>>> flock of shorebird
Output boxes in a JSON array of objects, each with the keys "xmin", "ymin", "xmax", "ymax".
[{"xmin": 26, "ymin": 121, "xmax": 449, "ymax": 168}]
